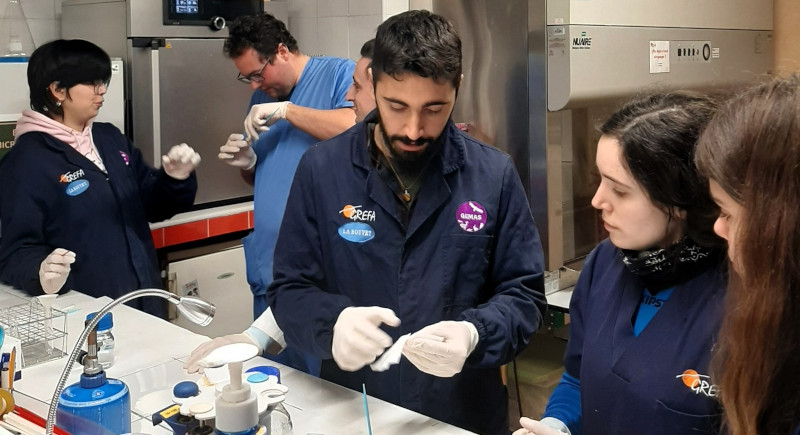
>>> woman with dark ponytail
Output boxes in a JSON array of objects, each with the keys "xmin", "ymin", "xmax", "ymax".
[{"xmin": 516, "ymin": 91, "xmax": 727, "ymax": 435}]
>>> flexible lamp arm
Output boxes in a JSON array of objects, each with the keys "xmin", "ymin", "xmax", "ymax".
[{"xmin": 46, "ymin": 288, "xmax": 215, "ymax": 435}]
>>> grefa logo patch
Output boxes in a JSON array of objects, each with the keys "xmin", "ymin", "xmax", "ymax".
[
  {"xmin": 60, "ymin": 169, "xmax": 85, "ymax": 183},
  {"xmin": 339, "ymin": 204, "xmax": 376, "ymax": 222},
  {"xmin": 676, "ymin": 369, "xmax": 718, "ymax": 397}
]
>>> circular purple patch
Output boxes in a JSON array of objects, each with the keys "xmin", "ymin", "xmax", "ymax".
[{"xmin": 456, "ymin": 201, "xmax": 487, "ymax": 233}]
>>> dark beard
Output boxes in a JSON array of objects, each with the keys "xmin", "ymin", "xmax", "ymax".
[{"xmin": 377, "ymin": 115, "xmax": 446, "ymax": 174}]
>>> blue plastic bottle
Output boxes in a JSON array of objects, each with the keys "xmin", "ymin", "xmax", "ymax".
[{"xmin": 57, "ymin": 370, "xmax": 131, "ymax": 434}]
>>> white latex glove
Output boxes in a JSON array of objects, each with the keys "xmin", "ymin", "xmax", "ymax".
[
  {"xmin": 244, "ymin": 101, "xmax": 291, "ymax": 143},
  {"xmin": 402, "ymin": 320, "xmax": 479, "ymax": 377},
  {"xmin": 39, "ymin": 248, "xmax": 75, "ymax": 294},
  {"xmin": 332, "ymin": 306, "xmax": 400, "ymax": 372},
  {"xmin": 512, "ymin": 417, "xmax": 570, "ymax": 435},
  {"xmin": 183, "ymin": 332, "xmax": 262, "ymax": 374},
  {"xmin": 218, "ymin": 133, "xmax": 257, "ymax": 170},
  {"xmin": 162, "ymin": 143, "xmax": 201, "ymax": 180}
]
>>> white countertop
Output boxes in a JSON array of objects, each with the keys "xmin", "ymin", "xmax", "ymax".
[
  {"xmin": 546, "ymin": 287, "xmax": 574, "ymax": 311},
  {"xmin": 0, "ymin": 284, "xmax": 474, "ymax": 434}
]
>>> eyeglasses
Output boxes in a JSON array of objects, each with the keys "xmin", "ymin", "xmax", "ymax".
[
  {"xmin": 82, "ymin": 80, "xmax": 110, "ymax": 95},
  {"xmin": 93, "ymin": 81, "xmax": 109, "ymax": 95},
  {"xmin": 237, "ymin": 60, "xmax": 269, "ymax": 84}
]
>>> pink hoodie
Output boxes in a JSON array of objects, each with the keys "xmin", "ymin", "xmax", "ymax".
[{"xmin": 14, "ymin": 109, "xmax": 94, "ymax": 156}]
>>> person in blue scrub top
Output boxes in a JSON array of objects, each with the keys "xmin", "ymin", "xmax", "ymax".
[
  {"xmin": 695, "ymin": 75, "xmax": 800, "ymax": 435},
  {"xmin": 214, "ymin": 13, "xmax": 355, "ymax": 375},
  {"xmin": 515, "ymin": 91, "xmax": 727, "ymax": 435}
]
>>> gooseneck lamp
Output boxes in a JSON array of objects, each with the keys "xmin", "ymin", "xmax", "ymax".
[{"xmin": 45, "ymin": 288, "xmax": 215, "ymax": 435}]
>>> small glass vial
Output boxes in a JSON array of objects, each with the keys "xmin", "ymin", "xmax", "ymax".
[{"xmin": 86, "ymin": 312, "xmax": 115, "ymax": 369}]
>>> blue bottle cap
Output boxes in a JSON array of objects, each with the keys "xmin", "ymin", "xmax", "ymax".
[
  {"xmin": 78, "ymin": 371, "xmax": 108, "ymax": 389},
  {"xmin": 173, "ymin": 381, "xmax": 200, "ymax": 398},
  {"xmin": 86, "ymin": 312, "xmax": 113, "ymax": 331}
]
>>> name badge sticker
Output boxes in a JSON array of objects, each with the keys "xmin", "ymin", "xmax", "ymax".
[
  {"xmin": 338, "ymin": 222, "xmax": 375, "ymax": 243},
  {"xmin": 66, "ymin": 179, "xmax": 90, "ymax": 196},
  {"xmin": 456, "ymin": 201, "xmax": 487, "ymax": 233}
]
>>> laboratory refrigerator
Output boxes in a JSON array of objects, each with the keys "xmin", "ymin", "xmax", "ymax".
[{"xmin": 166, "ymin": 245, "xmax": 253, "ymax": 338}]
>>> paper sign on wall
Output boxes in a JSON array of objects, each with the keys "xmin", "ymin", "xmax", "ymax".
[{"xmin": 650, "ymin": 41, "xmax": 670, "ymax": 74}]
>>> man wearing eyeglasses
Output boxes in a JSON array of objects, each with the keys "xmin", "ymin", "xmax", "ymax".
[{"xmin": 217, "ymin": 13, "xmax": 355, "ymax": 376}]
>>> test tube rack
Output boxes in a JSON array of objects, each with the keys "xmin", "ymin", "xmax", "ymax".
[{"xmin": 0, "ymin": 300, "xmax": 68, "ymax": 367}]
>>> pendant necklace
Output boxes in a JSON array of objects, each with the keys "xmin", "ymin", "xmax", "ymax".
[{"xmin": 385, "ymin": 158, "xmax": 424, "ymax": 202}]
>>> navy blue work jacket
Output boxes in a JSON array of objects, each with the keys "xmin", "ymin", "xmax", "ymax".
[
  {"xmin": 566, "ymin": 239, "xmax": 726, "ymax": 434},
  {"xmin": 0, "ymin": 123, "xmax": 196, "ymax": 316},
  {"xmin": 268, "ymin": 116, "xmax": 546, "ymax": 435}
]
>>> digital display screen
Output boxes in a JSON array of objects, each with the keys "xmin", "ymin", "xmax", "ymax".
[
  {"xmin": 164, "ymin": 0, "xmax": 262, "ymax": 25},
  {"xmin": 174, "ymin": 0, "xmax": 200, "ymax": 14}
]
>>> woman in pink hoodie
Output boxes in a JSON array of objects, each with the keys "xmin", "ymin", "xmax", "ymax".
[{"xmin": 0, "ymin": 39, "xmax": 201, "ymax": 317}]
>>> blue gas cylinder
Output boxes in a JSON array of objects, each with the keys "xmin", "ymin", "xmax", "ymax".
[{"xmin": 57, "ymin": 371, "xmax": 131, "ymax": 434}]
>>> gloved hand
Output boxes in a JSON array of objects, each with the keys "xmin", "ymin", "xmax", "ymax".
[
  {"xmin": 162, "ymin": 143, "xmax": 201, "ymax": 180},
  {"xmin": 402, "ymin": 320, "xmax": 479, "ymax": 377},
  {"xmin": 332, "ymin": 306, "xmax": 400, "ymax": 372},
  {"xmin": 218, "ymin": 133, "xmax": 257, "ymax": 170},
  {"xmin": 512, "ymin": 417, "xmax": 570, "ymax": 435},
  {"xmin": 184, "ymin": 332, "xmax": 262, "ymax": 374},
  {"xmin": 39, "ymin": 248, "xmax": 75, "ymax": 294},
  {"xmin": 244, "ymin": 101, "xmax": 291, "ymax": 143}
]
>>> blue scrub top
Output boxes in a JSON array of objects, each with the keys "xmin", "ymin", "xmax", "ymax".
[{"xmin": 243, "ymin": 56, "xmax": 354, "ymax": 310}]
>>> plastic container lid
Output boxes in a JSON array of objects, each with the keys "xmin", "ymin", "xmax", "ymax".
[
  {"xmin": 86, "ymin": 312, "xmax": 114, "ymax": 331},
  {"xmin": 245, "ymin": 365, "xmax": 281, "ymax": 383},
  {"xmin": 246, "ymin": 373, "xmax": 269, "ymax": 383},
  {"xmin": 173, "ymin": 381, "xmax": 200, "ymax": 398}
]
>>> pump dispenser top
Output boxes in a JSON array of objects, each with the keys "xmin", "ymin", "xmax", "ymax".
[{"xmin": 198, "ymin": 343, "xmax": 260, "ymax": 435}]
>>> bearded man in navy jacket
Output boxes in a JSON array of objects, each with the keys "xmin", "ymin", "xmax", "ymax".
[{"xmin": 267, "ymin": 10, "xmax": 546, "ymax": 435}]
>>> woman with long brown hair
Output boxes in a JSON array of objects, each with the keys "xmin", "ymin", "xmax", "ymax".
[{"xmin": 695, "ymin": 74, "xmax": 800, "ymax": 434}]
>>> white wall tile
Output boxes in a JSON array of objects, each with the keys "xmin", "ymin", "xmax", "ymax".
[
  {"xmin": 26, "ymin": 17, "xmax": 58, "ymax": 47},
  {"xmin": 290, "ymin": 16, "xmax": 320, "ymax": 56},
  {"xmin": 348, "ymin": 14, "xmax": 380, "ymax": 60},
  {"xmin": 17, "ymin": 0, "xmax": 55, "ymax": 20},
  {"xmin": 382, "ymin": 0, "xmax": 408, "ymax": 20},
  {"xmin": 288, "ymin": 0, "xmax": 317, "ymax": 18},
  {"xmin": 348, "ymin": 0, "xmax": 381, "ymax": 16},
  {"xmin": 408, "ymin": 0, "xmax": 431, "ymax": 11},
  {"xmin": 318, "ymin": 0, "xmax": 347, "ymax": 17},
  {"xmin": 316, "ymin": 16, "xmax": 349, "ymax": 58}
]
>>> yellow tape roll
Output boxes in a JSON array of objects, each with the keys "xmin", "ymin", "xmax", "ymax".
[{"xmin": 0, "ymin": 389, "xmax": 14, "ymax": 416}]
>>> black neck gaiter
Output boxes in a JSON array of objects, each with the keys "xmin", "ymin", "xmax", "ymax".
[{"xmin": 618, "ymin": 236, "xmax": 722, "ymax": 293}]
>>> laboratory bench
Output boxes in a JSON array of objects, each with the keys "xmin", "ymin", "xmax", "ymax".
[{"xmin": 0, "ymin": 284, "xmax": 474, "ymax": 434}]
